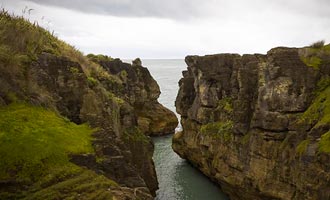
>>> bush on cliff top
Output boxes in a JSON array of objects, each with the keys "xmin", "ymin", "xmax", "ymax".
[
  {"xmin": 310, "ymin": 40, "xmax": 325, "ymax": 49},
  {"xmin": 301, "ymin": 43, "xmax": 330, "ymax": 69},
  {"xmin": 0, "ymin": 103, "xmax": 94, "ymax": 183},
  {"xmin": 87, "ymin": 53, "xmax": 113, "ymax": 63}
]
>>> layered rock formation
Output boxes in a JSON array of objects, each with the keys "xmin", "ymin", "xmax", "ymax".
[
  {"xmin": 92, "ymin": 58, "xmax": 178, "ymax": 136},
  {"xmin": 0, "ymin": 11, "xmax": 177, "ymax": 199},
  {"xmin": 173, "ymin": 45, "xmax": 330, "ymax": 199}
]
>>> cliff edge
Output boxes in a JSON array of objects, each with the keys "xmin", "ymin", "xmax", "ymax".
[
  {"xmin": 0, "ymin": 11, "xmax": 177, "ymax": 199},
  {"xmin": 173, "ymin": 44, "xmax": 330, "ymax": 199}
]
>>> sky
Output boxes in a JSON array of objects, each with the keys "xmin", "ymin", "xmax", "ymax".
[{"xmin": 2, "ymin": 0, "xmax": 330, "ymax": 59}]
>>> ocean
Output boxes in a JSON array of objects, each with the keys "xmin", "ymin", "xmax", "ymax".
[{"xmin": 139, "ymin": 59, "xmax": 229, "ymax": 200}]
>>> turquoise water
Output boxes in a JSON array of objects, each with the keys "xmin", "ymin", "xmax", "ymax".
[{"xmin": 141, "ymin": 59, "xmax": 228, "ymax": 200}]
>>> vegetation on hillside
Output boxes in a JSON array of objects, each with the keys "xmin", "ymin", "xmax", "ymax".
[
  {"xmin": 87, "ymin": 53, "xmax": 113, "ymax": 63},
  {"xmin": 0, "ymin": 10, "xmax": 139, "ymax": 199},
  {"xmin": 0, "ymin": 9, "xmax": 119, "ymax": 85},
  {"xmin": 297, "ymin": 77, "xmax": 330, "ymax": 153},
  {"xmin": 0, "ymin": 103, "xmax": 94, "ymax": 182},
  {"xmin": 299, "ymin": 86, "xmax": 330, "ymax": 129},
  {"xmin": 300, "ymin": 41, "xmax": 330, "ymax": 69}
]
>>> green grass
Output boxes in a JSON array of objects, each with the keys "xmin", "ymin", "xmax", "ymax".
[
  {"xmin": 319, "ymin": 131, "xmax": 330, "ymax": 153},
  {"xmin": 0, "ymin": 103, "xmax": 94, "ymax": 183},
  {"xmin": 316, "ymin": 75, "xmax": 330, "ymax": 94},
  {"xmin": 108, "ymin": 91, "xmax": 125, "ymax": 105},
  {"xmin": 200, "ymin": 120, "xmax": 234, "ymax": 141},
  {"xmin": 300, "ymin": 43, "xmax": 330, "ymax": 69},
  {"xmin": 0, "ymin": 10, "xmax": 120, "ymax": 84},
  {"xmin": 298, "ymin": 86, "xmax": 330, "ymax": 128},
  {"xmin": 0, "ymin": 9, "xmax": 75, "ymax": 65},
  {"xmin": 87, "ymin": 53, "xmax": 113, "ymax": 63},
  {"xmin": 296, "ymin": 139, "xmax": 310, "ymax": 155},
  {"xmin": 87, "ymin": 76, "xmax": 98, "ymax": 87},
  {"xmin": 0, "ymin": 165, "xmax": 118, "ymax": 199},
  {"xmin": 301, "ymin": 56, "xmax": 322, "ymax": 69},
  {"xmin": 25, "ymin": 167, "xmax": 117, "ymax": 200}
]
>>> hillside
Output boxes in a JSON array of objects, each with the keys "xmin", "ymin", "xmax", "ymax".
[{"xmin": 0, "ymin": 10, "xmax": 177, "ymax": 199}]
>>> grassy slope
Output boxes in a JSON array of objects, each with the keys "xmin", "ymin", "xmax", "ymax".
[
  {"xmin": 298, "ymin": 85, "xmax": 330, "ymax": 153},
  {"xmin": 0, "ymin": 11, "xmax": 123, "ymax": 199},
  {"xmin": 300, "ymin": 43, "xmax": 330, "ymax": 69},
  {"xmin": 0, "ymin": 104, "xmax": 118, "ymax": 199},
  {"xmin": 298, "ymin": 43, "xmax": 330, "ymax": 153},
  {"xmin": 0, "ymin": 9, "xmax": 121, "ymax": 98},
  {"xmin": 0, "ymin": 103, "xmax": 94, "ymax": 182}
]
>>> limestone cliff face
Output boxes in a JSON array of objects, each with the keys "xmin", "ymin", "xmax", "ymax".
[
  {"xmin": 0, "ymin": 52, "xmax": 161, "ymax": 199},
  {"xmin": 173, "ymin": 46, "xmax": 330, "ymax": 200},
  {"xmin": 93, "ymin": 58, "xmax": 178, "ymax": 136}
]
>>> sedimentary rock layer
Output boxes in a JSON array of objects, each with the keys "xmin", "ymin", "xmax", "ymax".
[
  {"xmin": 0, "ymin": 12, "xmax": 177, "ymax": 199},
  {"xmin": 173, "ymin": 46, "xmax": 330, "ymax": 200}
]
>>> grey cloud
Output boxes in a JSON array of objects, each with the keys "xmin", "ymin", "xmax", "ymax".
[
  {"xmin": 25, "ymin": 0, "xmax": 208, "ymax": 19},
  {"xmin": 25, "ymin": 0, "xmax": 330, "ymax": 20}
]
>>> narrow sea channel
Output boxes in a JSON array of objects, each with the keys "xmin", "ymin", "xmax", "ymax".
[{"xmin": 141, "ymin": 59, "xmax": 228, "ymax": 200}]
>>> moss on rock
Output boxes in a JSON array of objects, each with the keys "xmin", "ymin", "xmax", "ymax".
[
  {"xmin": 296, "ymin": 139, "xmax": 310, "ymax": 155},
  {"xmin": 298, "ymin": 86, "xmax": 330, "ymax": 128},
  {"xmin": 123, "ymin": 126, "xmax": 149, "ymax": 144},
  {"xmin": 319, "ymin": 131, "xmax": 330, "ymax": 153},
  {"xmin": 200, "ymin": 120, "xmax": 234, "ymax": 141}
]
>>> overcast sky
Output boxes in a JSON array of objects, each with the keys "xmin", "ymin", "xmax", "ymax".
[{"xmin": 2, "ymin": 0, "xmax": 330, "ymax": 58}]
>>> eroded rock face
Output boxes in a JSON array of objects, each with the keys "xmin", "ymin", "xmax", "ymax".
[
  {"xmin": 0, "ymin": 52, "xmax": 176, "ymax": 198},
  {"xmin": 96, "ymin": 58, "xmax": 178, "ymax": 136},
  {"xmin": 173, "ymin": 47, "xmax": 330, "ymax": 200}
]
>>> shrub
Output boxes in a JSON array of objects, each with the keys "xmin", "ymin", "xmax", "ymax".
[
  {"xmin": 310, "ymin": 40, "xmax": 325, "ymax": 49},
  {"xmin": 87, "ymin": 54, "xmax": 113, "ymax": 63}
]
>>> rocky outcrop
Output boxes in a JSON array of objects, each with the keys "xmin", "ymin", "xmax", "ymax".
[
  {"xmin": 94, "ymin": 58, "xmax": 178, "ymax": 136},
  {"xmin": 0, "ymin": 11, "xmax": 176, "ymax": 199},
  {"xmin": 173, "ymin": 45, "xmax": 330, "ymax": 200},
  {"xmin": 1, "ymin": 52, "xmax": 159, "ymax": 199}
]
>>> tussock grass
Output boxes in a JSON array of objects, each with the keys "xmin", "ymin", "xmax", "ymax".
[{"xmin": 0, "ymin": 9, "xmax": 119, "ymax": 83}]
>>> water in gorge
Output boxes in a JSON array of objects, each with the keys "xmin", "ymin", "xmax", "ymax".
[{"xmin": 141, "ymin": 59, "xmax": 229, "ymax": 200}]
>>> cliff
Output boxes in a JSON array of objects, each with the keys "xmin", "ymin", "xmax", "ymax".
[
  {"xmin": 89, "ymin": 57, "xmax": 178, "ymax": 136},
  {"xmin": 173, "ymin": 44, "xmax": 330, "ymax": 199},
  {"xmin": 0, "ymin": 11, "xmax": 177, "ymax": 199}
]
